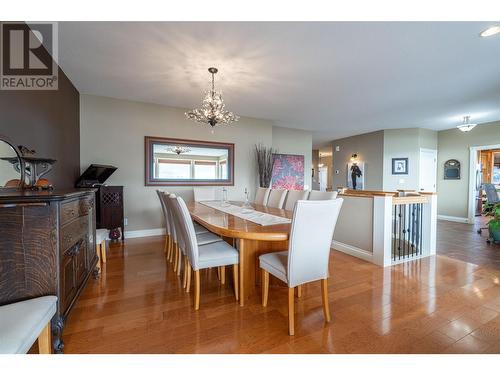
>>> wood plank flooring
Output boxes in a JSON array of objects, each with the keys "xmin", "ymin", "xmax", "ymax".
[
  {"xmin": 63, "ymin": 227, "xmax": 500, "ymax": 353},
  {"xmin": 437, "ymin": 217, "xmax": 500, "ymax": 269}
]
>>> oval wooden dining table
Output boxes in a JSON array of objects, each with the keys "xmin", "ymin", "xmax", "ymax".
[{"xmin": 186, "ymin": 201, "xmax": 292, "ymax": 306}]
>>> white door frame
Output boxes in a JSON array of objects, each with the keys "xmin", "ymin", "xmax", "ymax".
[
  {"xmin": 419, "ymin": 148, "xmax": 438, "ymax": 192},
  {"xmin": 467, "ymin": 143, "xmax": 500, "ymax": 223}
]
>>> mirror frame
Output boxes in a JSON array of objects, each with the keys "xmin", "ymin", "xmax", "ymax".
[
  {"xmin": 0, "ymin": 135, "xmax": 25, "ymax": 190},
  {"xmin": 145, "ymin": 136, "xmax": 235, "ymax": 186}
]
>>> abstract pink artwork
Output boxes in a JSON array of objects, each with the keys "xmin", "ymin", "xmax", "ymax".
[{"xmin": 271, "ymin": 154, "xmax": 305, "ymax": 190}]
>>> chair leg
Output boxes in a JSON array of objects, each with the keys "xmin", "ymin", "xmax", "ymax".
[
  {"xmin": 38, "ymin": 322, "xmax": 52, "ymax": 354},
  {"xmin": 297, "ymin": 285, "xmax": 302, "ymax": 298},
  {"xmin": 167, "ymin": 239, "xmax": 173, "ymax": 262},
  {"xmin": 233, "ymin": 264, "xmax": 239, "ymax": 301},
  {"xmin": 194, "ymin": 270, "xmax": 201, "ymax": 310},
  {"xmin": 182, "ymin": 256, "xmax": 188, "ymax": 288},
  {"xmin": 321, "ymin": 278, "xmax": 331, "ymax": 322},
  {"xmin": 101, "ymin": 240, "xmax": 107, "ymax": 263},
  {"xmin": 220, "ymin": 266, "xmax": 225, "ymax": 285},
  {"xmin": 96, "ymin": 244, "xmax": 102, "ymax": 271},
  {"xmin": 177, "ymin": 252, "xmax": 182, "ymax": 276},
  {"xmin": 173, "ymin": 244, "xmax": 178, "ymax": 270},
  {"xmin": 262, "ymin": 269, "xmax": 269, "ymax": 307},
  {"xmin": 163, "ymin": 235, "xmax": 168, "ymax": 254},
  {"xmin": 288, "ymin": 287, "xmax": 295, "ymax": 335},
  {"xmin": 186, "ymin": 265, "xmax": 192, "ymax": 292},
  {"xmin": 217, "ymin": 266, "xmax": 221, "ymax": 280}
]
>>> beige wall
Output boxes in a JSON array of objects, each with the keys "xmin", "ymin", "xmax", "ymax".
[
  {"xmin": 332, "ymin": 131, "xmax": 384, "ymax": 190},
  {"xmin": 80, "ymin": 94, "xmax": 312, "ymax": 233},
  {"xmin": 271, "ymin": 125, "xmax": 312, "ymax": 189},
  {"xmin": 382, "ymin": 128, "xmax": 437, "ymax": 192},
  {"xmin": 333, "ymin": 195, "xmax": 373, "ymax": 253},
  {"xmin": 437, "ymin": 120, "xmax": 500, "ymax": 219}
]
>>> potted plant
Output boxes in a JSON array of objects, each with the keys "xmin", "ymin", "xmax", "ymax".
[
  {"xmin": 255, "ymin": 144, "xmax": 276, "ymax": 188},
  {"xmin": 487, "ymin": 203, "xmax": 500, "ymax": 244}
]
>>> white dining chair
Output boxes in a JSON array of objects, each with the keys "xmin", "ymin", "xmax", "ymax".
[
  {"xmin": 254, "ymin": 187, "xmax": 271, "ymax": 205},
  {"xmin": 267, "ymin": 189, "xmax": 288, "ymax": 209},
  {"xmin": 308, "ymin": 190, "xmax": 338, "ymax": 200},
  {"xmin": 284, "ymin": 190, "xmax": 309, "ymax": 211},
  {"xmin": 171, "ymin": 195, "xmax": 239, "ymax": 309},
  {"xmin": 157, "ymin": 190, "xmax": 173, "ymax": 259},
  {"xmin": 259, "ymin": 198, "xmax": 344, "ymax": 335},
  {"xmin": 193, "ymin": 187, "xmax": 217, "ymax": 202},
  {"xmin": 0, "ymin": 295, "xmax": 57, "ymax": 354},
  {"xmin": 161, "ymin": 192, "xmax": 214, "ymax": 273},
  {"xmin": 167, "ymin": 194, "xmax": 223, "ymax": 287}
]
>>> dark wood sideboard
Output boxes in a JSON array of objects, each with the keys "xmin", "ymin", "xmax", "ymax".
[{"xmin": 0, "ymin": 189, "xmax": 97, "ymax": 353}]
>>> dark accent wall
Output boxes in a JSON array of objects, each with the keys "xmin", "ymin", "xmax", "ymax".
[{"xmin": 0, "ymin": 24, "xmax": 80, "ymax": 189}]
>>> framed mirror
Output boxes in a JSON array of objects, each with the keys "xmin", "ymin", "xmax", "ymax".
[
  {"xmin": 145, "ymin": 136, "xmax": 234, "ymax": 186},
  {"xmin": 0, "ymin": 136, "xmax": 25, "ymax": 189}
]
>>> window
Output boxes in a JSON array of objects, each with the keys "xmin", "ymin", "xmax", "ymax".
[
  {"xmin": 157, "ymin": 159, "xmax": 191, "ymax": 179},
  {"xmin": 194, "ymin": 161, "xmax": 217, "ymax": 179}
]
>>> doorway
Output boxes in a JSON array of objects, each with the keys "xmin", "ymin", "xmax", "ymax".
[
  {"xmin": 318, "ymin": 167, "xmax": 328, "ymax": 192},
  {"xmin": 419, "ymin": 148, "xmax": 437, "ymax": 192},
  {"xmin": 468, "ymin": 144, "xmax": 500, "ymax": 223}
]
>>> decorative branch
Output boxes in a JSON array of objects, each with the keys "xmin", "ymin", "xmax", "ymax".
[{"xmin": 255, "ymin": 144, "xmax": 277, "ymax": 188}]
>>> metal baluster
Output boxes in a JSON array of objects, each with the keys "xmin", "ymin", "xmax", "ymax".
[
  {"xmin": 419, "ymin": 203, "xmax": 423, "ymax": 255},
  {"xmin": 398, "ymin": 205, "xmax": 402, "ymax": 260},
  {"xmin": 393, "ymin": 205, "xmax": 397, "ymax": 262}
]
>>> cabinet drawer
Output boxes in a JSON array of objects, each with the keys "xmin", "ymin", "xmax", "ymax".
[
  {"xmin": 60, "ymin": 199, "xmax": 80, "ymax": 225},
  {"xmin": 60, "ymin": 197, "xmax": 93, "ymax": 226},
  {"xmin": 61, "ymin": 216, "xmax": 89, "ymax": 252}
]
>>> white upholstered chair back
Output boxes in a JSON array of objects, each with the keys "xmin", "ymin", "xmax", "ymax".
[
  {"xmin": 254, "ymin": 187, "xmax": 271, "ymax": 205},
  {"xmin": 193, "ymin": 187, "xmax": 217, "ymax": 202},
  {"xmin": 287, "ymin": 199, "xmax": 343, "ymax": 287},
  {"xmin": 164, "ymin": 193, "xmax": 182, "ymax": 249},
  {"xmin": 284, "ymin": 190, "xmax": 309, "ymax": 211},
  {"xmin": 159, "ymin": 191, "xmax": 173, "ymax": 236},
  {"xmin": 157, "ymin": 190, "xmax": 168, "ymax": 230},
  {"xmin": 308, "ymin": 190, "xmax": 338, "ymax": 201},
  {"xmin": 170, "ymin": 195, "xmax": 200, "ymax": 269},
  {"xmin": 267, "ymin": 189, "xmax": 287, "ymax": 209}
]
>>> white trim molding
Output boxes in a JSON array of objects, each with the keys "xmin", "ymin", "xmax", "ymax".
[
  {"xmin": 437, "ymin": 215, "xmax": 470, "ymax": 223},
  {"xmin": 331, "ymin": 240, "xmax": 373, "ymax": 263},
  {"xmin": 124, "ymin": 228, "xmax": 165, "ymax": 239}
]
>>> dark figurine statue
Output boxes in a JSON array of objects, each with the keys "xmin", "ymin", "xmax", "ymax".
[{"xmin": 350, "ymin": 163, "xmax": 362, "ymax": 190}]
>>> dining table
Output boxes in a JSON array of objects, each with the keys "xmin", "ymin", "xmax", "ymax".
[{"xmin": 186, "ymin": 201, "xmax": 292, "ymax": 306}]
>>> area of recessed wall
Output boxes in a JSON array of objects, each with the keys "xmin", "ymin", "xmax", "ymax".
[
  {"xmin": 332, "ymin": 130, "xmax": 385, "ymax": 190},
  {"xmin": 437, "ymin": 120, "xmax": 500, "ymax": 220}
]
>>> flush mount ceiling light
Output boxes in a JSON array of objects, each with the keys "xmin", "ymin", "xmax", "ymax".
[
  {"xmin": 480, "ymin": 26, "xmax": 500, "ymax": 37},
  {"xmin": 167, "ymin": 145, "xmax": 191, "ymax": 155},
  {"xmin": 185, "ymin": 67, "xmax": 239, "ymax": 130},
  {"xmin": 457, "ymin": 116, "xmax": 477, "ymax": 132}
]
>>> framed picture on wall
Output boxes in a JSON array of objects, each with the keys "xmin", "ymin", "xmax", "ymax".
[{"xmin": 392, "ymin": 157, "xmax": 408, "ymax": 175}]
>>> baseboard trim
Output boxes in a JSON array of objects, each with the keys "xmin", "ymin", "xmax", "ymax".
[
  {"xmin": 124, "ymin": 228, "xmax": 165, "ymax": 239},
  {"xmin": 437, "ymin": 215, "xmax": 470, "ymax": 223},
  {"xmin": 331, "ymin": 240, "xmax": 373, "ymax": 263}
]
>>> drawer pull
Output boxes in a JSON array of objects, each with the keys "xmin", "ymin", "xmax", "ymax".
[{"xmin": 67, "ymin": 239, "xmax": 84, "ymax": 257}]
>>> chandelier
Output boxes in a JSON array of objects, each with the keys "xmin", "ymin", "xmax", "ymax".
[
  {"xmin": 167, "ymin": 145, "xmax": 191, "ymax": 155},
  {"xmin": 457, "ymin": 116, "xmax": 477, "ymax": 132},
  {"xmin": 185, "ymin": 67, "xmax": 239, "ymax": 128}
]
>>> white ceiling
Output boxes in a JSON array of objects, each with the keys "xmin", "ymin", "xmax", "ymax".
[{"xmin": 57, "ymin": 22, "xmax": 500, "ymax": 147}]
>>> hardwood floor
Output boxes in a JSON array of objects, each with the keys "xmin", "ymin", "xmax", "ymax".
[
  {"xmin": 62, "ymin": 229, "xmax": 500, "ymax": 354},
  {"xmin": 437, "ymin": 217, "xmax": 500, "ymax": 269}
]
